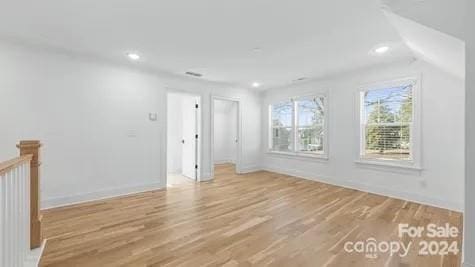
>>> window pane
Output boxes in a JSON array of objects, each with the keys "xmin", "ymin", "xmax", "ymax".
[
  {"xmin": 271, "ymin": 101, "xmax": 293, "ymax": 127},
  {"xmin": 271, "ymin": 127, "xmax": 292, "ymax": 152},
  {"xmin": 364, "ymin": 124, "xmax": 411, "ymax": 160},
  {"xmin": 363, "ymin": 85, "xmax": 413, "ymax": 124},
  {"xmin": 362, "ymin": 84, "xmax": 413, "ymax": 161},
  {"xmin": 297, "ymin": 97, "xmax": 325, "ymax": 127},
  {"xmin": 297, "ymin": 126, "xmax": 324, "ymax": 153}
]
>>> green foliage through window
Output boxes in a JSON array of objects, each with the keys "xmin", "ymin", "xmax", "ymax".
[
  {"xmin": 270, "ymin": 96, "xmax": 326, "ymax": 154},
  {"xmin": 362, "ymin": 84, "xmax": 413, "ymax": 161}
]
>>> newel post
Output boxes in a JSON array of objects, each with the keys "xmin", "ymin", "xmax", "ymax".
[{"xmin": 17, "ymin": 140, "xmax": 42, "ymax": 249}]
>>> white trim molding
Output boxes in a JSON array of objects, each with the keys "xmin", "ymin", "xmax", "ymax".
[
  {"xmin": 42, "ymin": 182, "xmax": 163, "ymax": 209},
  {"xmin": 267, "ymin": 151, "xmax": 329, "ymax": 161},
  {"xmin": 354, "ymin": 159, "xmax": 423, "ymax": 171},
  {"xmin": 214, "ymin": 159, "xmax": 236, "ymax": 165},
  {"xmin": 239, "ymin": 164, "xmax": 262, "ymax": 174},
  {"xmin": 24, "ymin": 240, "xmax": 47, "ymax": 267},
  {"xmin": 267, "ymin": 92, "xmax": 330, "ymax": 159},
  {"xmin": 210, "ymin": 95, "xmax": 243, "ymax": 178},
  {"xmin": 356, "ymin": 76, "xmax": 422, "ymax": 170},
  {"xmin": 200, "ymin": 173, "xmax": 213, "ymax": 181},
  {"xmin": 164, "ymin": 89, "xmax": 204, "ymax": 185},
  {"xmin": 263, "ymin": 164, "xmax": 463, "ymax": 212}
]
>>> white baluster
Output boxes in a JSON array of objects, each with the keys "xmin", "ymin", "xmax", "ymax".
[
  {"xmin": 15, "ymin": 166, "xmax": 20, "ymax": 267},
  {"xmin": 0, "ymin": 173, "xmax": 4, "ymax": 267},
  {"xmin": 19, "ymin": 164, "xmax": 26, "ymax": 264},
  {"xmin": 25, "ymin": 163, "xmax": 31, "ymax": 259},
  {"xmin": 9, "ymin": 170, "xmax": 13, "ymax": 267},
  {"xmin": 6, "ymin": 170, "xmax": 12, "ymax": 267},
  {"xmin": 0, "ymin": 159, "xmax": 32, "ymax": 267},
  {"xmin": 21, "ymin": 164, "xmax": 26, "ymax": 260},
  {"xmin": 13, "ymin": 167, "xmax": 19, "ymax": 267}
]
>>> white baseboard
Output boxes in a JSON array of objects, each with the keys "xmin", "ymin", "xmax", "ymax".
[
  {"xmin": 42, "ymin": 182, "xmax": 163, "ymax": 209},
  {"xmin": 214, "ymin": 159, "xmax": 236, "ymax": 164},
  {"xmin": 167, "ymin": 168, "xmax": 182, "ymax": 174},
  {"xmin": 263, "ymin": 165, "xmax": 463, "ymax": 212},
  {"xmin": 24, "ymin": 239, "xmax": 46, "ymax": 267},
  {"xmin": 200, "ymin": 172, "xmax": 213, "ymax": 182},
  {"xmin": 239, "ymin": 164, "xmax": 262, "ymax": 174}
]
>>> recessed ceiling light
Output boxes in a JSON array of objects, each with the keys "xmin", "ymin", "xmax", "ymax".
[
  {"xmin": 252, "ymin": 82, "xmax": 261, "ymax": 88},
  {"xmin": 374, "ymin": 45, "xmax": 390, "ymax": 54},
  {"xmin": 127, "ymin": 53, "xmax": 140, "ymax": 61}
]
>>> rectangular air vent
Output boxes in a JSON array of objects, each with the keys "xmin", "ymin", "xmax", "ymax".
[
  {"xmin": 292, "ymin": 77, "xmax": 307, "ymax": 82},
  {"xmin": 185, "ymin": 71, "xmax": 203, "ymax": 77}
]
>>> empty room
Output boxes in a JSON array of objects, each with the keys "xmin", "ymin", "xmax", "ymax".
[{"xmin": 0, "ymin": 1, "xmax": 474, "ymax": 267}]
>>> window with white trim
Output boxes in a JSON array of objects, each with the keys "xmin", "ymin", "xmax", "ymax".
[
  {"xmin": 269, "ymin": 95, "xmax": 327, "ymax": 157},
  {"xmin": 359, "ymin": 79, "xmax": 418, "ymax": 164},
  {"xmin": 270, "ymin": 100, "xmax": 293, "ymax": 152}
]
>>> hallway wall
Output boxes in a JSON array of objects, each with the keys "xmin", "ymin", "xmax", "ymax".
[
  {"xmin": 214, "ymin": 99, "xmax": 238, "ymax": 164},
  {"xmin": 0, "ymin": 40, "xmax": 262, "ymax": 208},
  {"xmin": 167, "ymin": 93, "xmax": 183, "ymax": 174}
]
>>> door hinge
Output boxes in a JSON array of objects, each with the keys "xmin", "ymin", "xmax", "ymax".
[
  {"xmin": 195, "ymin": 104, "xmax": 199, "ymax": 108},
  {"xmin": 195, "ymin": 134, "xmax": 198, "ymax": 139},
  {"xmin": 195, "ymin": 164, "xmax": 198, "ymax": 169}
]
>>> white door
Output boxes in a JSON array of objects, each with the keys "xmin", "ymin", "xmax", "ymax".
[{"xmin": 181, "ymin": 97, "xmax": 198, "ymax": 179}]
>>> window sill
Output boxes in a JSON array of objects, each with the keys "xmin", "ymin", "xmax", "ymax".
[
  {"xmin": 267, "ymin": 151, "xmax": 329, "ymax": 161},
  {"xmin": 354, "ymin": 159, "xmax": 422, "ymax": 171}
]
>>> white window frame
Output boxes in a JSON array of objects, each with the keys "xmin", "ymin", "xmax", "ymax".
[
  {"xmin": 268, "ymin": 94, "xmax": 329, "ymax": 160},
  {"xmin": 356, "ymin": 77, "xmax": 422, "ymax": 170}
]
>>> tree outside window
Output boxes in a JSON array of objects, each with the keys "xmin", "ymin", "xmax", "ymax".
[
  {"xmin": 270, "ymin": 95, "xmax": 327, "ymax": 156},
  {"xmin": 362, "ymin": 84, "xmax": 413, "ymax": 161}
]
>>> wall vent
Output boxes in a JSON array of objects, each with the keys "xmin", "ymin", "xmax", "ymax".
[
  {"xmin": 292, "ymin": 77, "xmax": 307, "ymax": 82},
  {"xmin": 185, "ymin": 71, "xmax": 203, "ymax": 77}
]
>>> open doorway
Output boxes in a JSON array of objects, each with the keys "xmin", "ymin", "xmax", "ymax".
[
  {"xmin": 211, "ymin": 97, "xmax": 241, "ymax": 177},
  {"xmin": 167, "ymin": 92, "xmax": 201, "ymax": 186}
]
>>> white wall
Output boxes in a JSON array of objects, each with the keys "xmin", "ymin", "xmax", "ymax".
[
  {"xmin": 464, "ymin": 1, "xmax": 474, "ymax": 266},
  {"xmin": 213, "ymin": 99, "xmax": 237, "ymax": 164},
  {"xmin": 0, "ymin": 40, "xmax": 262, "ymax": 208},
  {"xmin": 261, "ymin": 59, "xmax": 465, "ymax": 211},
  {"xmin": 166, "ymin": 93, "xmax": 183, "ymax": 174}
]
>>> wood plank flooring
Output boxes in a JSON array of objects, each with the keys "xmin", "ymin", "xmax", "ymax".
[{"xmin": 40, "ymin": 164, "xmax": 463, "ymax": 266}]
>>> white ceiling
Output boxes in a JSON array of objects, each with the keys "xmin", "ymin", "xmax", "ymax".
[
  {"xmin": 381, "ymin": 0, "xmax": 465, "ymax": 41},
  {"xmin": 0, "ymin": 0, "xmax": 414, "ymax": 90},
  {"xmin": 384, "ymin": 10, "xmax": 465, "ymax": 79}
]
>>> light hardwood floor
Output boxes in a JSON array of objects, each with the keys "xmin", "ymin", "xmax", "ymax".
[
  {"xmin": 167, "ymin": 173, "xmax": 194, "ymax": 186},
  {"xmin": 40, "ymin": 164, "xmax": 463, "ymax": 266}
]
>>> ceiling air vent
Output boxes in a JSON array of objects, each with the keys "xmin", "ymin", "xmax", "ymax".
[
  {"xmin": 292, "ymin": 77, "xmax": 307, "ymax": 82},
  {"xmin": 185, "ymin": 71, "xmax": 203, "ymax": 78}
]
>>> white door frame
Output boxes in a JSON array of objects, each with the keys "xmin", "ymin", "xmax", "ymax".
[
  {"xmin": 164, "ymin": 89, "xmax": 202, "ymax": 185},
  {"xmin": 210, "ymin": 95, "xmax": 243, "ymax": 178}
]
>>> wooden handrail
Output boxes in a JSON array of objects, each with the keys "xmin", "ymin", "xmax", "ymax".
[
  {"xmin": 0, "ymin": 141, "xmax": 43, "ymax": 251},
  {"xmin": 0, "ymin": 155, "xmax": 33, "ymax": 175},
  {"xmin": 17, "ymin": 140, "xmax": 43, "ymax": 249}
]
